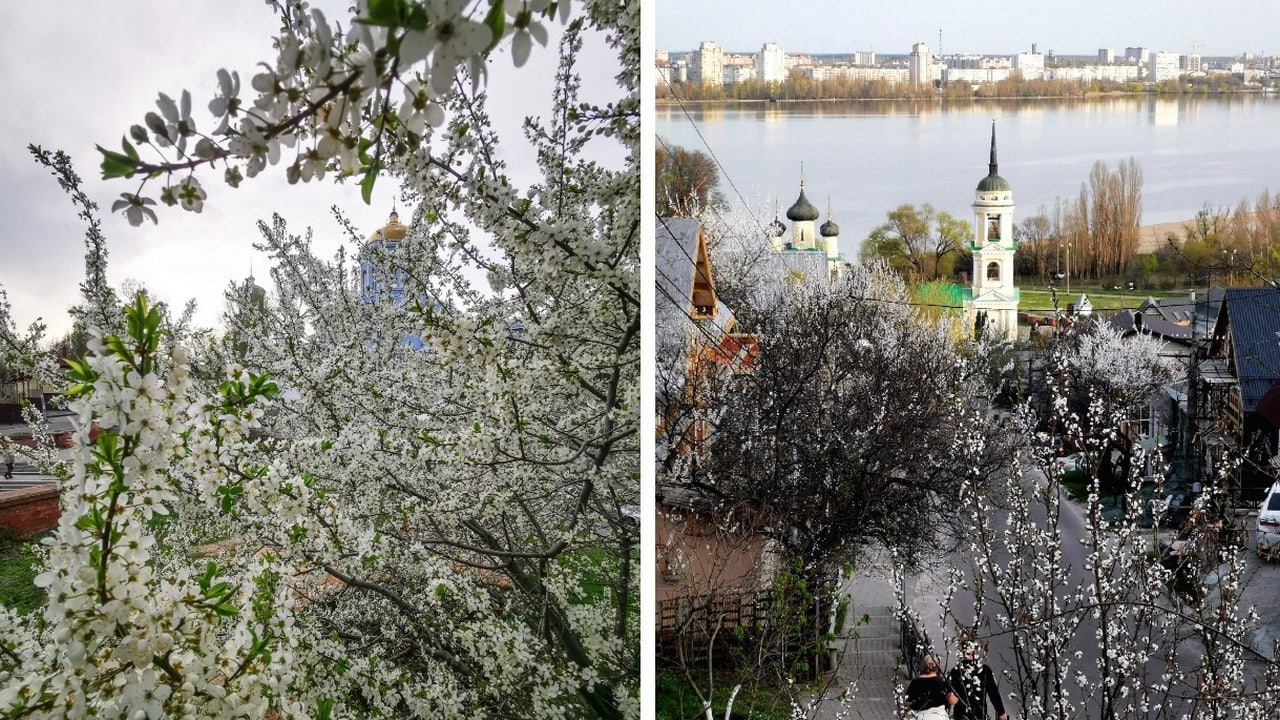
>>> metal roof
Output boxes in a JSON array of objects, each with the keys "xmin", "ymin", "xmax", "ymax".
[
  {"xmin": 1108, "ymin": 308, "xmax": 1195, "ymax": 343},
  {"xmin": 1219, "ymin": 286, "xmax": 1280, "ymax": 413}
]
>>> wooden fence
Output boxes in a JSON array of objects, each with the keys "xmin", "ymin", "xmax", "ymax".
[{"xmin": 655, "ymin": 590, "xmax": 831, "ymax": 680}]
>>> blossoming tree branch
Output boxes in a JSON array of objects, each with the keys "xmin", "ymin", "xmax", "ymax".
[{"xmin": 1, "ymin": 0, "xmax": 639, "ymax": 718}]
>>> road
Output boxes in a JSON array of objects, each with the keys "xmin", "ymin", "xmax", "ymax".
[{"xmin": 837, "ymin": 459, "xmax": 1280, "ymax": 719}]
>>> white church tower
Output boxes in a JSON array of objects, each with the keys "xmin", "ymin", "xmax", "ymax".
[
  {"xmin": 967, "ymin": 122, "xmax": 1019, "ymax": 341},
  {"xmin": 785, "ymin": 180, "xmax": 820, "ymax": 250}
]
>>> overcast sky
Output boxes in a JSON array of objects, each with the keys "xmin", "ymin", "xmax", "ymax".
[
  {"xmin": 0, "ymin": 1, "xmax": 614, "ymax": 340},
  {"xmin": 656, "ymin": 0, "xmax": 1279, "ymax": 57}
]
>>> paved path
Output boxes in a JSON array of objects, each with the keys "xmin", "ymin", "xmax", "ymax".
[
  {"xmin": 0, "ymin": 465, "xmax": 55, "ymax": 492},
  {"xmin": 1, "ymin": 412, "xmax": 74, "ymax": 491},
  {"xmin": 812, "ymin": 553, "xmax": 919, "ymax": 720}
]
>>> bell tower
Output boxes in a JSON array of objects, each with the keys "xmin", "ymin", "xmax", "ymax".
[{"xmin": 968, "ymin": 123, "xmax": 1019, "ymax": 341}]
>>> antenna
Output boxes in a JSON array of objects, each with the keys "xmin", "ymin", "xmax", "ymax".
[{"xmin": 938, "ymin": 28, "xmax": 943, "ymax": 58}]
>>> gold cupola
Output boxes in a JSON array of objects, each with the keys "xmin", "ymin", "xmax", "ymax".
[{"xmin": 367, "ymin": 209, "xmax": 407, "ymax": 243}]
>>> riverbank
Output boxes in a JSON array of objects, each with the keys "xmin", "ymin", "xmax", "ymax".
[
  {"xmin": 657, "ymin": 89, "xmax": 1276, "ymax": 106},
  {"xmin": 1136, "ymin": 219, "xmax": 1196, "ymax": 253}
]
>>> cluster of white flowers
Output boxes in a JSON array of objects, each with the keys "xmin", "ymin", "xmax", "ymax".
[
  {"xmin": 4, "ymin": 0, "xmax": 638, "ymax": 716},
  {"xmin": 103, "ymin": 0, "xmax": 580, "ymax": 226},
  {"xmin": 0, "ymin": 297, "xmax": 321, "ymax": 718}
]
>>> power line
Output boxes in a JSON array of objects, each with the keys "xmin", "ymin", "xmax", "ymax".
[{"xmin": 656, "ymin": 75, "xmax": 772, "ymax": 241}]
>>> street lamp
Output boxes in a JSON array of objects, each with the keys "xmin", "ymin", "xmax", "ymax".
[
  {"xmin": 1066, "ymin": 243, "xmax": 1072, "ymax": 295},
  {"xmin": 1222, "ymin": 248, "xmax": 1238, "ymax": 286}
]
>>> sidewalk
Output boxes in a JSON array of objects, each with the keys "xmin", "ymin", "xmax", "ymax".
[
  {"xmin": 811, "ymin": 561, "xmax": 900, "ymax": 720},
  {"xmin": 1, "ymin": 411, "xmax": 76, "ymax": 491}
]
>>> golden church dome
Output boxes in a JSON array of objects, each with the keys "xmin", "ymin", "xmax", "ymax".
[{"xmin": 367, "ymin": 209, "xmax": 407, "ymax": 243}]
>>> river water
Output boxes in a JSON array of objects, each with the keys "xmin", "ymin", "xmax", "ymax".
[{"xmin": 656, "ymin": 96, "xmax": 1280, "ymax": 254}]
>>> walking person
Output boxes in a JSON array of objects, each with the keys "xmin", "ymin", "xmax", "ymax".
[
  {"xmin": 904, "ymin": 654, "xmax": 953, "ymax": 720},
  {"xmin": 949, "ymin": 641, "xmax": 1008, "ymax": 720},
  {"xmin": 3, "ymin": 449, "xmax": 14, "ymax": 480}
]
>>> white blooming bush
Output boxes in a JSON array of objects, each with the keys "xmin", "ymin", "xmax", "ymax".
[
  {"xmin": 4, "ymin": 0, "xmax": 637, "ymax": 717},
  {"xmin": 0, "ymin": 295, "xmax": 319, "ymax": 718},
  {"xmin": 929, "ymin": 335, "xmax": 1280, "ymax": 720}
]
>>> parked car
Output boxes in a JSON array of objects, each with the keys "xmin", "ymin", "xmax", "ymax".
[{"xmin": 1255, "ymin": 482, "xmax": 1280, "ymax": 560}]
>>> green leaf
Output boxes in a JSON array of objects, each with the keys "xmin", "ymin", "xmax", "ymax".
[
  {"xmin": 217, "ymin": 485, "xmax": 244, "ymax": 515},
  {"xmin": 482, "ymin": 0, "xmax": 505, "ymax": 54},
  {"xmin": 360, "ymin": 162, "xmax": 380, "ymax": 204},
  {"xmin": 97, "ymin": 145, "xmax": 136, "ymax": 179},
  {"xmin": 403, "ymin": 3, "xmax": 429, "ymax": 31},
  {"xmin": 358, "ymin": 0, "xmax": 402, "ymax": 26},
  {"xmin": 121, "ymin": 137, "xmax": 139, "ymax": 161}
]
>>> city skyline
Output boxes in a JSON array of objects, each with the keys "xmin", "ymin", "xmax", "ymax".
[{"xmin": 655, "ymin": 0, "xmax": 1278, "ymax": 57}]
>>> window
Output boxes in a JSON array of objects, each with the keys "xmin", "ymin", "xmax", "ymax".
[
  {"xmin": 987, "ymin": 214, "xmax": 1000, "ymax": 240},
  {"xmin": 986, "ymin": 261, "xmax": 1000, "ymax": 282}
]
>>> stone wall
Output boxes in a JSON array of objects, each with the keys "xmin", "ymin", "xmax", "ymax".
[{"xmin": 0, "ymin": 486, "xmax": 59, "ymax": 539}]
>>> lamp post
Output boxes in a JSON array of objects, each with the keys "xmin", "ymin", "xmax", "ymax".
[
  {"xmin": 1222, "ymin": 248, "xmax": 1237, "ymax": 286},
  {"xmin": 1066, "ymin": 243, "xmax": 1072, "ymax": 295}
]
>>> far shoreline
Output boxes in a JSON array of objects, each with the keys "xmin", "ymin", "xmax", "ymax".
[{"xmin": 657, "ymin": 89, "xmax": 1276, "ymax": 106}]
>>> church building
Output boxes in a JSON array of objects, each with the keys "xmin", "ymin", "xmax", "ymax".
[
  {"xmin": 358, "ymin": 208, "xmax": 425, "ymax": 350},
  {"xmin": 764, "ymin": 177, "xmax": 846, "ymax": 282},
  {"xmin": 962, "ymin": 123, "xmax": 1020, "ymax": 342}
]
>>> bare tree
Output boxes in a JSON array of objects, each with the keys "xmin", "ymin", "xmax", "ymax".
[
  {"xmin": 1014, "ymin": 210, "xmax": 1054, "ymax": 279},
  {"xmin": 1076, "ymin": 158, "xmax": 1144, "ymax": 279},
  {"xmin": 656, "ymin": 139, "xmax": 727, "ymax": 218}
]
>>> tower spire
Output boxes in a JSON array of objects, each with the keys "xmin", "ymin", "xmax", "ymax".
[{"xmin": 988, "ymin": 120, "xmax": 998, "ymax": 177}]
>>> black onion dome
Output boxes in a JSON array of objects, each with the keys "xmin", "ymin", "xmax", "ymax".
[
  {"xmin": 768, "ymin": 217, "xmax": 787, "ymax": 237},
  {"xmin": 820, "ymin": 218, "xmax": 840, "ymax": 237},
  {"xmin": 785, "ymin": 185, "xmax": 820, "ymax": 222}
]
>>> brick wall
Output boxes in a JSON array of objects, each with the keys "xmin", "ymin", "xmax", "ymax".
[{"xmin": 0, "ymin": 486, "xmax": 60, "ymax": 539}]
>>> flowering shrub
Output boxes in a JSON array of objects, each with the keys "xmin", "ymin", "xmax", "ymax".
[{"xmin": 1, "ymin": 0, "xmax": 638, "ymax": 717}]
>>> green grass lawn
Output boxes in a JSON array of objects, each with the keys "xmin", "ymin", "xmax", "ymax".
[
  {"xmin": 1018, "ymin": 285, "xmax": 1191, "ymax": 316},
  {"xmin": 657, "ymin": 669, "xmax": 794, "ymax": 720},
  {"xmin": 915, "ymin": 281, "xmax": 1193, "ymax": 317},
  {"xmin": 0, "ymin": 536, "xmax": 46, "ymax": 613}
]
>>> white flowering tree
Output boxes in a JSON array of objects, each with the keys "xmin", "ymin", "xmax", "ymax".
[
  {"xmin": 1, "ymin": 0, "xmax": 638, "ymax": 718},
  {"xmin": 924, "ymin": 332, "xmax": 1280, "ymax": 720}
]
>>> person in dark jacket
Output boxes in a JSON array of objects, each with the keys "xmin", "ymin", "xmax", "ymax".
[
  {"xmin": 904, "ymin": 654, "xmax": 952, "ymax": 719},
  {"xmin": 949, "ymin": 642, "xmax": 1007, "ymax": 720}
]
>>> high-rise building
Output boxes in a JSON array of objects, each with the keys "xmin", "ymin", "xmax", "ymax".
[
  {"xmin": 756, "ymin": 42, "xmax": 787, "ymax": 84},
  {"xmin": 1014, "ymin": 51, "xmax": 1045, "ymax": 80},
  {"xmin": 1098, "ymin": 48, "xmax": 1115, "ymax": 64},
  {"xmin": 1149, "ymin": 51, "xmax": 1181, "ymax": 82},
  {"xmin": 1125, "ymin": 46, "xmax": 1150, "ymax": 64},
  {"xmin": 909, "ymin": 42, "xmax": 933, "ymax": 88},
  {"xmin": 691, "ymin": 41, "xmax": 724, "ymax": 86}
]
